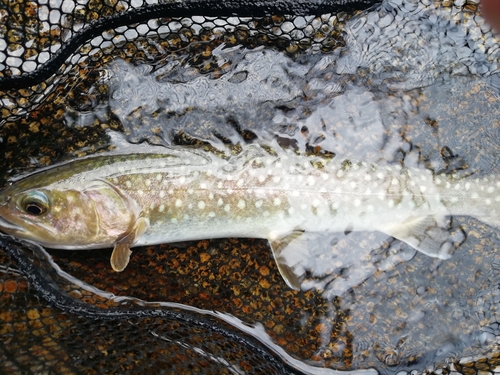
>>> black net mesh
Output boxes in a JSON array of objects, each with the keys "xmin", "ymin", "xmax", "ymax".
[{"xmin": 2, "ymin": 0, "xmax": 500, "ymax": 374}]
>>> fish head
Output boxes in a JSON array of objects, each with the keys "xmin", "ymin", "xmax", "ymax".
[{"xmin": 0, "ymin": 180, "xmax": 137, "ymax": 249}]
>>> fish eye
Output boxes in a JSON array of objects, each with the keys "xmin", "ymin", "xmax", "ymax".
[{"xmin": 21, "ymin": 191, "xmax": 49, "ymax": 216}]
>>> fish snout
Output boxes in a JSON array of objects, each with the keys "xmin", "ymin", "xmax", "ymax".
[{"xmin": 0, "ymin": 193, "xmax": 11, "ymax": 206}]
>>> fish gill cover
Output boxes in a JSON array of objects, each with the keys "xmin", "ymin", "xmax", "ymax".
[{"xmin": 1, "ymin": 0, "xmax": 500, "ymax": 374}]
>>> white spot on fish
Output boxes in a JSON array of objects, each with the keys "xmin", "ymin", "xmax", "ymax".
[
  {"xmin": 273, "ymin": 176, "xmax": 281, "ymax": 183},
  {"xmin": 292, "ymin": 191, "xmax": 300, "ymax": 197},
  {"xmin": 391, "ymin": 178, "xmax": 399, "ymax": 186},
  {"xmin": 217, "ymin": 182, "xmax": 223, "ymax": 189},
  {"xmin": 388, "ymin": 199, "xmax": 395, "ymax": 208},
  {"xmin": 376, "ymin": 172, "xmax": 384, "ymax": 180},
  {"xmin": 137, "ymin": 190, "xmax": 144, "ymax": 196},
  {"xmin": 445, "ymin": 182, "xmax": 451, "ymax": 189},
  {"xmin": 175, "ymin": 199, "xmax": 183, "ymax": 207},
  {"xmin": 183, "ymin": 214, "xmax": 190, "ymax": 221},
  {"xmin": 420, "ymin": 186, "xmax": 427, "ymax": 193},
  {"xmin": 171, "ymin": 217, "xmax": 178, "ymax": 223},
  {"xmin": 200, "ymin": 183, "xmax": 207, "ymax": 189},
  {"xmin": 336, "ymin": 170, "xmax": 344, "ymax": 178},
  {"xmin": 198, "ymin": 201, "xmax": 206, "ymax": 209},
  {"xmin": 126, "ymin": 180, "xmax": 132, "ymax": 188},
  {"xmin": 350, "ymin": 182, "xmax": 357, "ymax": 189},
  {"xmin": 224, "ymin": 204, "xmax": 231, "ymax": 212},
  {"xmin": 159, "ymin": 191, "xmax": 166, "ymax": 198},
  {"xmin": 258, "ymin": 175, "xmax": 266, "ymax": 183},
  {"xmin": 312, "ymin": 199, "xmax": 320, "ymax": 207},
  {"xmin": 471, "ymin": 193, "xmax": 479, "ymax": 199},
  {"xmin": 274, "ymin": 198, "xmax": 282, "ymax": 206},
  {"xmin": 159, "ymin": 204, "xmax": 165, "ymax": 212},
  {"xmin": 150, "ymin": 203, "xmax": 155, "ymax": 210},
  {"xmin": 156, "ymin": 174, "xmax": 162, "ymax": 181},
  {"xmin": 255, "ymin": 200, "xmax": 263, "ymax": 208},
  {"xmin": 331, "ymin": 202, "xmax": 339, "ymax": 210},
  {"xmin": 487, "ymin": 186, "xmax": 494, "ymax": 193},
  {"xmin": 208, "ymin": 192, "xmax": 214, "ymax": 200},
  {"xmin": 435, "ymin": 178, "xmax": 442, "ymax": 185},
  {"xmin": 145, "ymin": 179, "xmax": 151, "ymax": 187},
  {"xmin": 307, "ymin": 176, "xmax": 315, "ymax": 185},
  {"xmin": 237, "ymin": 179, "xmax": 244, "ymax": 187},
  {"xmin": 217, "ymin": 198, "xmax": 223, "ymax": 206},
  {"xmin": 354, "ymin": 199, "xmax": 361, "ymax": 207},
  {"xmin": 188, "ymin": 203, "xmax": 193, "ymax": 209},
  {"xmin": 450, "ymin": 197, "xmax": 459, "ymax": 203},
  {"xmin": 179, "ymin": 176, "xmax": 186, "ymax": 184},
  {"xmin": 263, "ymin": 210, "xmax": 270, "ymax": 217},
  {"xmin": 208, "ymin": 211, "xmax": 216, "ymax": 218},
  {"xmin": 238, "ymin": 200, "xmax": 246, "ymax": 209},
  {"xmin": 187, "ymin": 188, "xmax": 194, "ymax": 195},
  {"xmin": 288, "ymin": 207, "xmax": 295, "ymax": 215},
  {"xmin": 486, "ymin": 199, "xmax": 492, "ymax": 205},
  {"xmin": 454, "ymin": 184, "xmax": 460, "ymax": 190},
  {"xmin": 364, "ymin": 175, "xmax": 371, "ymax": 181},
  {"xmin": 366, "ymin": 205, "xmax": 374, "ymax": 212},
  {"xmin": 321, "ymin": 173, "xmax": 328, "ymax": 181},
  {"xmin": 465, "ymin": 183, "xmax": 471, "ymax": 190}
]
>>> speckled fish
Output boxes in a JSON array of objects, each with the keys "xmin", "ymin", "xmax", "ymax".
[{"xmin": 0, "ymin": 147, "xmax": 498, "ymax": 289}]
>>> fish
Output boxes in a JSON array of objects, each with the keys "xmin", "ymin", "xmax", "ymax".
[{"xmin": 0, "ymin": 146, "xmax": 498, "ymax": 289}]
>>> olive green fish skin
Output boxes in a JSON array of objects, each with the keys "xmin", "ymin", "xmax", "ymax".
[{"xmin": 0, "ymin": 147, "xmax": 498, "ymax": 281}]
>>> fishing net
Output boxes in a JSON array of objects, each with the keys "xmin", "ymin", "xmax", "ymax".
[{"xmin": 2, "ymin": 0, "xmax": 500, "ymax": 374}]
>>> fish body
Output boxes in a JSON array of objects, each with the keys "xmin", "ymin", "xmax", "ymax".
[{"xmin": 0, "ymin": 147, "xmax": 498, "ymax": 289}]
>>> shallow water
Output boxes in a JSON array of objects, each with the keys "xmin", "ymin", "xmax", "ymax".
[
  {"xmin": 99, "ymin": 0, "xmax": 500, "ymax": 371},
  {"xmin": 1, "ymin": 0, "xmax": 500, "ymax": 373}
]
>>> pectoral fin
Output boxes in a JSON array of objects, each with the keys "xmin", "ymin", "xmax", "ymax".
[
  {"xmin": 110, "ymin": 217, "xmax": 149, "ymax": 272},
  {"xmin": 384, "ymin": 215, "xmax": 465, "ymax": 260},
  {"xmin": 110, "ymin": 242, "xmax": 132, "ymax": 272},
  {"xmin": 269, "ymin": 230, "xmax": 308, "ymax": 290}
]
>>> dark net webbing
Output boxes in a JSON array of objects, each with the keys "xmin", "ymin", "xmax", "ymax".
[{"xmin": 0, "ymin": 236, "xmax": 305, "ymax": 375}]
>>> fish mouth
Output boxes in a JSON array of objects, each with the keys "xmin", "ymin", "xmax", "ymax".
[{"xmin": 0, "ymin": 215, "xmax": 26, "ymax": 234}]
